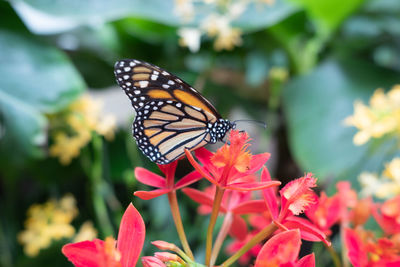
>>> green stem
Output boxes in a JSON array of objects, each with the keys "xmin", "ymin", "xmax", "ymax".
[
  {"xmin": 326, "ymin": 243, "xmax": 342, "ymax": 267},
  {"xmin": 205, "ymin": 187, "xmax": 225, "ymax": 266},
  {"xmin": 89, "ymin": 134, "xmax": 114, "ymax": 237},
  {"xmin": 221, "ymin": 222, "xmax": 278, "ymax": 267},
  {"xmin": 210, "ymin": 212, "xmax": 233, "ymax": 266},
  {"xmin": 167, "ymin": 191, "xmax": 194, "ymax": 260}
]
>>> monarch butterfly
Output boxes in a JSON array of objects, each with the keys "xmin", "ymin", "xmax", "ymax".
[{"xmin": 114, "ymin": 59, "xmax": 234, "ymax": 164}]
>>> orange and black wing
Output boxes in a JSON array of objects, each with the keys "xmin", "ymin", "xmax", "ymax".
[
  {"xmin": 114, "ymin": 59, "xmax": 232, "ymax": 164},
  {"xmin": 114, "ymin": 59, "xmax": 220, "ymax": 118}
]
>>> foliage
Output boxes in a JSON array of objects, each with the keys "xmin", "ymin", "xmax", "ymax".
[{"xmin": 1, "ymin": 0, "xmax": 400, "ymax": 266}]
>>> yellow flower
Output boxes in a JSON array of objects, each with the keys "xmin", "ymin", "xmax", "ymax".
[
  {"xmin": 359, "ymin": 158, "xmax": 400, "ymax": 199},
  {"xmin": 175, "ymin": 0, "xmax": 275, "ymax": 51},
  {"xmin": 18, "ymin": 194, "xmax": 78, "ymax": 257},
  {"xmin": 345, "ymin": 85, "xmax": 400, "ymax": 145},
  {"xmin": 73, "ymin": 221, "xmax": 98, "ymax": 243},
  {"xmin": 48, "ymin": 94, "xmax": 116, "ymax": 165}
]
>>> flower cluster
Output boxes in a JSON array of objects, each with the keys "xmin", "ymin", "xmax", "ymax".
[
  {"xmin": 48, "ymin": 94, "xmax": 116, "ymax": 165},
  {"xmin": 359, "ymin": 157, "xmax": 400, "ymax": 199},
  {"xmin": 175, "ymin": 0, "xmax": 275, "ymax": 51},
  {"xmin": 61, "ymin": 129, "xmax": 400, "ymax": 266},
  {"xmin": 18, "ymin": 194, "xmax": 97, "ymax": 257},
  {"xmin": 345, "ymin": 84, "xmax": 400, "ymax": 145}
]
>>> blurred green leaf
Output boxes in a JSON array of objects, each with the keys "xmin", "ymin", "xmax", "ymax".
[
  {"xmin": 0, "ymin": 89, "xmax": 46, "ymax": 164},
  {"xmin": 0, "ymin": 30, "xmax": 85, "ymax": 163},
  {"xmin": 283, "ymin": 58, "xmax": 400, "ymax": 188},
  {"xmin": 11, "ymin": 0, "xmax": 180, "ymax": 34},
  {"xmin": 0, "ymin": 30, "xmax": 85, "ymax": 113},
  {"xmin": 233, "ymin": 0, "xmax": 299, "ymax": 31},
  {"xmin": 290, "ymin": 0, "xmax": 365, "ymax": 31}
]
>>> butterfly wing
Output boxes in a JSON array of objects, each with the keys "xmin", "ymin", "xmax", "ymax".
[
  {"xmin": 114, "ymin": 59, "xmax": 231, "ymax": 164},
  {"xmin": 133, "ymin": 100, "xmax": 216, "ymax": 164},
  {"xmin": 114, "ymin": 59, "xmax": 220, "ymax": 117}
]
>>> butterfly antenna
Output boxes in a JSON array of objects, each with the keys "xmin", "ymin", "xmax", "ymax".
[{"xmin": 233, "ymin": 119, "xmax": 267, "ymax": 129}]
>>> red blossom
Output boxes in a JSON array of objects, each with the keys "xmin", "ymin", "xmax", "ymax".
[
  {"xmin": 183, "ymin": 185, "xmax": 267, "ymax": 240},
  {"xmin": 373, "ymin": 196, "xmax": 400, "ymax": 235},
  {"xmin": 254, "ymin": 229, "xmax": 315, "ymax": 267},
  {"xmin": 62, "ymin": 204, "xmax": 145, "ymax": 267},
  {"xmin": 306, "ymin": 192, "xmax": 341, "ymax": 235},
  {"xmin": 226, "ymin": 231, "xmax": 262, "ymax": 266},
  {"xmin": 185, "ymin": 130, "xmax": 280, "ymax": 191},
  {"xmin": 344, "ymin": 227, "xmax": 400, "ymax": 267},
  {"xmin": 279, "ymin": 173, "xmax": 317, "ymax": 219},
  {"xmin": 262, "ymin": 173, "xmax": 330, "ymax": 246},
  {"xmin": 141, "ymin": 256, "xmax": 166, "ymax": 267},
  {"xmin": 134, "ymin": 161, "xmax": 202, "ymax": 200}
]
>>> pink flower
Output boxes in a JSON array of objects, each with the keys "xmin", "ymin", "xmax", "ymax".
[
  {"xmin": 262, "ymin": 171, "xmax": 330, "ymax": 246},
  {"xmin": 185, "ymin": 130, "xmax": 280, "ymax": 191},
  {"xmin": 254, "ymin": 229, "xmax": 315, "ymax": 267},
  {"xmin": 62, "ymin": 204, "xmax": 145, "ymax": 267},
  {"xmin": 134, "ymin": 161, "xmax": 202, "ymax": 200}
]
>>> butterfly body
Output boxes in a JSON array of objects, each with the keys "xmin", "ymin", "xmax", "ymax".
[{"xmin": 114, "ymin": 59, "xmax": 233, "ymax": 164}]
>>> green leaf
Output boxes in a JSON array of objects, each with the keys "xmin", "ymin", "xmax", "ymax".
[
  {"xmin": 12, "ymin": 0, "xmax": 180, "ymax": 34},
  {"xmin": 290, "ymin": 0, "xmax": 365, "ymax": 31},
  {"xmin": 13, "ymin": 0, "xmax": 297, "ymax": 34},
  {"xmin": 0, "ymin": 30, "xmax": 85, "ymax": 113},
  {"xmin": 283, "ymin": 58, "xmax": 400, "ymax": 188},
  {"xmin": 233, "ymin": 0, "xmax": 299, "ymax": 31},
  {"xmin": 0, "ymin": 89, "xmax": 46, "ymax": 164},
  {"xmin": 0, "ymin": 30, "xmax": 85, "ymax": 163}
]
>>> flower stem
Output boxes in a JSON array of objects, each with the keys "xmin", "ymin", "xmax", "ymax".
[
  {"xmin": 221, "ymin": 222, "xmax": 278, "ymax": 267},
  {"xmin": 210, "ymin": 212, "xmax": 233, "ymax": 266},
  {"xmin": 167, "ymin": 191, "xmax": 194, "ymax": 260},
  {"xmin": 325, "ymin": 243, "xmax": 342, "ymax": 267},
  {"xmin": 205, "ymin": 187, "xmax": 225, "ymax": 266},
  {"xmin": 88, "ymin": 134, "xmax": 114, "ymax": 237}
]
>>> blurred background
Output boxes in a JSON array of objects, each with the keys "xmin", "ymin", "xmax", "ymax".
[{"xmin": 1, "ymin": 0, "xmax": 400, "ymax": 266}]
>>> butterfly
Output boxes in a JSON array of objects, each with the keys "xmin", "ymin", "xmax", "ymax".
[{"xmin": 114, "ymin": 59, "xmax": 234, "ymax": 164}]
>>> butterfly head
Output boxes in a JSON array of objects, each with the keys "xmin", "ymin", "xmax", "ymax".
[{"xmin": 208, "ymin": 118, "xmax": 235, "ymax": 143}]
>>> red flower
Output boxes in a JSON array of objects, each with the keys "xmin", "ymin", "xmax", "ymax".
[
  {"xmin": 262, "ymin": 171, "xmax": 330, "ymax": 246},
  {"xmin": 344, "ymin": 228, "xmax": 400, "ymax": 267},
  {"xmin": 183, "ymin": 185, "xmax": 268, "ymax": 240},
  {"xmin": 134, "ymin": 161, "xmax": 202, "ymax": 200},
  {"xmin": 254, "ymin": 229, "xmax": 315, "ymax": 267},
  {"xmin": 185, "ymin": 130, "xmax": 280, "ymax": 191},
  {"xmin": 306, "ymin": 192, "xmax": 341, "ymax": 235},
  {"xmin": 62, "ymin": 204, "xmax": 145, "ymax": 267},
  {"xmin": 373, "ymin": 195, "xmax": 400, "ymax": 235},
  {"xmin": 226, "ymin": 231, "xmax": 262, "ymax": 266}
]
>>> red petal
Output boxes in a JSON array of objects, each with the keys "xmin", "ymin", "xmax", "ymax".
[
  {"xmin": 182, "ymin": 188, "xmax": 227, "ymax": 213},
  {"xmin": 261, "ymin": 167, "xmax": 279, "ymax": 220},
  {"xmin": 141, "ymin": 256, "xmax": 166, "ymax": 267},
  {"xmin": 232, "ymin": 200, "xmax": 267, "ymax": 214},
  {"xmin": 135, "ymin": 167, "xmax": 166, "ymax": 188},
  {"xmin": 117, "ymin": 204, "xmax": 145, "ymax": 267},
  {"xmin": 255, "ymin": 229, "xmax": 301, "ymax": 266},
  {"xmin": 344, "ymin": 228, "xmax": 368, "ymax": 267},
  {"xmin": 284, "ymin": 216, "xmax": 330, "ymax": 246},
  {"xmin": 224, "ymin": 181, "xmax": 281, "ymax": 191},
  {"xmin": 296, "ymin": 253, "xmax": 315, "ymax": 267},
  {"xmin": 175, "ymin": 170, "xmax": 202, "ymax": 189},
  {"xmin": 62, "ymin": 239, "xmax": 104, "ymax": 267},
  {"xmin": 229, "ymin": 215, "xmax": 248, "ymax": 240},
  {"xmin": 134, "ymin": 189, "xmax": 171, "ymax": 200},
  {"xmin": 158, "ymin": 161, "xmax": 178, "ymax": 178},
  {"xmin": 185, "ymin": 149, "xmax": 218, "ymax": 185},
  {"xmin": 246, "ymin": 153, "xmax": 270, "ymax": 174}
]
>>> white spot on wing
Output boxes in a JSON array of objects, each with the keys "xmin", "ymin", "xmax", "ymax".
[{"xmin": 139, "ymin": 81, "xmax": 149, "ymax": 88}]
